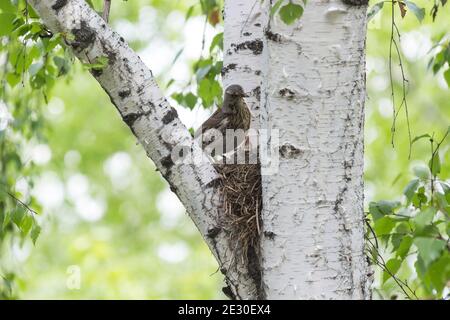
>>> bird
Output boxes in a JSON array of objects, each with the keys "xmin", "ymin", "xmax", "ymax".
[{"xmin": 194, "ymin": 84, "xmax": 251, "ymax": 158}]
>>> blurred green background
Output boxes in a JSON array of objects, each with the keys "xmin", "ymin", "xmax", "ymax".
[{"xmin": 3, "ymin": 0, "xmax": 450, "ymax": 299}]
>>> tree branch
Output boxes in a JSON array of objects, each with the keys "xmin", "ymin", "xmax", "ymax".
[
  {"xmin": 28, "ymin": 0, "xmax": 258, "ymax": 299},
  {"xmin": 102, "ymin": 0, "xmax": 111, "ymax": 23}
]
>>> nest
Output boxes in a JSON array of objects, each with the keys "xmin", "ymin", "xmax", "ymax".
[{"xmin": 214, "ymin": 153, "xmax": 262, "ymax": 267}]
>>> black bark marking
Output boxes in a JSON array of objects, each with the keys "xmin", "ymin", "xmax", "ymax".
[
  {"xmin": 99, "ymin": 40, "xmax": 117, "ymax": 65},
  {"xmin": 221, "ymin": 63, "xmax": 237, "ymax": 76},
  {"xmin": 122, "ymin": 110, "xmax": 151, "ymax": 127},
  {"xmin": 124, "ymin": 59, "xmax": 133, "ymax": 74},
  {"xmin": 279, "ymin": 88, "xmax": 295, "ymax": 99},
  {"xmin": 246, "ymin": 246, "xmax": 264, "ymax": 299},
  {"xmin": 265, "ymin": 29, "xmax": 282, "ymax": 42},
  {"xmin": 342, "ymin": 0, "xmax": 369, "ymax": 5},
  {"xmin": 71, "ymin": 21, "xmax": 96, "ymax": 52},
  {"xmin": 263, "ymin": 231, "xmax": 276, "ymax": 240},
  {"xmin": 222, "ymin": 286, "xmax": 236, "ymax": 300},
  {"xmin": 118, "ymin": 88, "xmax": 131, "ymax": 99},
  {"xmin": 91, "ymin": 69, "xmax": 103, "ymax": 77},
  {"xmin": 252, "ymin": 86, "xmax": 261, "ymax": 102},
  {"xmin": 243, "ymin": 32, "xmax": 252, "ymax": 36},
  {"xmin": 333, "ymin": 186, "xmax": 348, "ymax": 215},
  {"xmin": 231, "ymin": 39, "xmax": 263, "ymax": 55},
  {"xmin": 167, "ymin": 181, "xmax": 178, "ymax": 194},
  {"xmin": 207, "ymin": 226, "xmax": 221, "ymax": 239},
  {"xmin": 51, "ymin": 0, "xmax": 67, "ymax": 11},
  {"xmin": 206, "ymin": 178, "xmax": 222, "ymax": 189},
  {"xmin": 162, "ymin": 108, "xmax": 178, "ymax": 125},
  {"xmin": 161, "ymin": 155, "xmax": 174, "ymax": 170},
  {"xmin": 279, "ymin": 143, "xmax": 302, "ymax": 159}
]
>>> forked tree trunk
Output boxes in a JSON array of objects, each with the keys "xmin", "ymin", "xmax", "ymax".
[{"xmin": 30, "ymin": 0, "xmax": 371, "ymax": 299}]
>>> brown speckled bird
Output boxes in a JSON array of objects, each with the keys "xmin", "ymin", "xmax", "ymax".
[{"xmin": 195, "ymin": 85, "xmax": 251, "ymax": 156}]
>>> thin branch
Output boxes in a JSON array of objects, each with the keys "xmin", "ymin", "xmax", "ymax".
[
  {"xmin": 388, "ymin": 1, "xmax": 412, "ymax": 157},
  {"xmin": 102, "ymin": 0, "xmax": 112, "ymax": 23},
  {"xmin": 5, "ymin": 190, "xmax": 39, "ymax": 216}
]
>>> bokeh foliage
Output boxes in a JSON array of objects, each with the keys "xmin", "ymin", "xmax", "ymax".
[{"xmin": 365, "ymin": 0, "xmax": 449, "ymax": 299}]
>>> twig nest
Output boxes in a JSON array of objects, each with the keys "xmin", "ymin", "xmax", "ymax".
[{"xmin": 214, "ymin": 150, "xmax": 262, "ymax": 267}]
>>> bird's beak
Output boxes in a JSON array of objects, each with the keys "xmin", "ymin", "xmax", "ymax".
[{"xmin": 242, "ymin": 93, "xmax": 250, "ymax": 98}]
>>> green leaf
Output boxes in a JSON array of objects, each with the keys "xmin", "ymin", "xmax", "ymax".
[
  {"xmin": 413, "ymin": 207, "xmax": 436, "ymax": 233},
  {"xmin": 414, "ymin": 254, "xmax": 427, "ymax": 278},
  {"xmin": 30, "ymin": 224, "xmax": 41, "ymax": 245},
  {"xmin": 171, "ymin": 92, "xmax": 184, "ymax": 105},
  {"xmin": 411, "ymin": 186, "xmax": 427, "ymax": 208},
  {"xmin": 11, "ymin": 206, "xmax": 25, "ymax": 227},
  {"xmin": 432, "ymin": 50, "xmax": 446, "ymax": 74},
  {"xmin": 369, "ymin": 200, "xmax": 401, "ymax": 221},
  {"xmin": 426, "ymin": 253, "xmax": 450, "ymax": 295},
  {"xmin": 367, "ymin": 2, "xmax": 384, "ymax": 21},
  {"xmin": 414, "ymin": 237, "xmax": 446, "ymax": 268},
  {"xmin": 185, "ymin": 5, "xmax": 195, "ymax": 21},
  {"xmin": 196, "ymin": 65, "xmax": 212, "ymax": 83},
  {"xmin": 29, "ymin": 62, "xmax": 44, "ymax": 77},
  {"xmin": 198, "ymin": 78, "xmax": 222, "ymax": 108},
  {"xmin": 20, "ymin": 214, "xmax": 33, "ymax": 236},
  {"xmin": 411, "ymin": 133, "xmax": 431, "ymax": 145},
  {"xmin": 184, "ymin": 93, "xmax": 197, "ymax": 110},
  {"xmin": 374, "ymin": 216, "xmax": 396, "ymax": 236},
  {"xmin": 0, "ymin": 0, "xmax": 16, "ymax": 13},
  {"xmin": 438, "ymin": 181, "xmax": 450, "ymax": 203},
  {"xmin": 270, "ymin": 0, "xmax": 284, "ymax": 18},
  {"xmin": 396, "ymin": 235, "xmax": 413, "ymax": 259},
  {"xmin": 53, "ymin": 56, "xmax": 70, "ymax": 76},
  {"xmin": 0, "ymin": 13, "xmax": 16, "ymax": 36},
  {"xmin": 0, "ymin": 211, "xmax": 5, "ymax": 231},
  {"xmin": 391, "ymin": 232, "xmax": 403, "ymax": 251},
  {"xmin": 6, "ymin": 72, "xmax": 21, "ymax": 88},
  {"xmin": 404, "ymin": 1, "xmax": 425, "ymax": 22},
  {"xmin": 444, "ymin": 69, "xmax": 450, "ymax": 87},
  {"xmin": 403, "ymin": 179, "xmax": 419, "ymax": 202},
  {"xmin": 279, "ymin": 3, "xmax": 304, "ymax": 25},
  {"xmin": 166, "ymin": 79, "xmax": 175, "ymax": 89},
  {"xmin": 428, "ymin": 153, "xmax": 440, "ymax": 176},
  {"xmin": 210, "ymin": 32, "xmax": 223, "ymax": 52},
  {"xmin": 82, "ymin": 56, "xmax": 109, "ymax": 71},
  {"xmin": 383, "ymin": 258, "xmax": 402, "ymax": 283}
]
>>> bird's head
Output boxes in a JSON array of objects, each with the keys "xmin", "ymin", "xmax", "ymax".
[
  {"xmin": 225, "ymin": 85, "xmax": 249, "ymax": 98},
  {"xmin": 222, "ymin": 85, "xmax": 249, "ymax": 114}
]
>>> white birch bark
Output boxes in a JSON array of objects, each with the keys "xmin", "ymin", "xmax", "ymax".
[
  {"xmin": 259, "ymin": 0, "xmax": 371, "ymax": 299},
  {"xmin": 28, "ymin": 0, "xmax": 257, "ymax": 299},
  {"xmin": 221, "ymin": 0, "xmax": 265, "ymax": 299}
]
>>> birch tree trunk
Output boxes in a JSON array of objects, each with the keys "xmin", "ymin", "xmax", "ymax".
[
  {"xmin": 29, "ymin": 0, "xmax": 371, "ymax": 299},
  {"xmin": 259, "ymin": 1, "xmax": 371, "ymax": 299}
]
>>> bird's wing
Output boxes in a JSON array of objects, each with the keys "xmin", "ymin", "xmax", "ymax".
[{"xmin": 194, "ymin": 108, "xmax": 228, "ymax": 138}]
